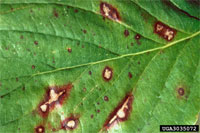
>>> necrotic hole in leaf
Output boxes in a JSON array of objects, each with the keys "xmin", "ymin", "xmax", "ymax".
[
  {"xmin": 154, "ymin": 21, "xmax": 176, "ymax": 41},
  {"xmin": 100, "ymin": 2, "xmax": 121, "ymax": 21},
  {"xmin": 35, "ymin": 125, "xmax": 45, "ymax": 133},
  {"xmin": 61, "ymin": 115, "xmax": 79, "ymax": 130},
  {"xmin": 102, "ymin": 66, "xmax": 113, "ymax": 81},
  {"xmin": 103, "ymin": 93, "xmax": 134, "ymax": 130}
]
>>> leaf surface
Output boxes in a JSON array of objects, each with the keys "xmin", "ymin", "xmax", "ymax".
[{"xmin": 0, "ymin": 0, "xmax": 199, "ymax": 133}]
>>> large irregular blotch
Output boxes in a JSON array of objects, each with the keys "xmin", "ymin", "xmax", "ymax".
[
  {"xmin": 103, "ymin": 93, "xmax": 134, "ymax": 130},
  {"xmin": 154, "ymin": 21, "xmax": 177, "ymax": 41},
  {"xmin": 38, "ymin": 83, "xmax": 73, "ymax": 118},
  {"xmin": 61, "ymin": 115, "xmax": 79, "ymax": 130},
  {"xmin": 100, "ymin": 2, "xmax": 121, "ymax": 21}
]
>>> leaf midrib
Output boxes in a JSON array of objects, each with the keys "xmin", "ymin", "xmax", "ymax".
[{"xmin": 31, "ymin": 31, "xmax": 200, "ymax": 77}]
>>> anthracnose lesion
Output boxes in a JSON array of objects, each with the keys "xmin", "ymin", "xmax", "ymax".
[{"xmin": 100, "ymin": 2, "xmax": 121, "ymax": 22}]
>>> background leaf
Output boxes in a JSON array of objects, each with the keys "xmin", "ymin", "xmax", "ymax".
[{"xmin": 0, "ymin": 0, "xmax": 199, "ymax": 133}]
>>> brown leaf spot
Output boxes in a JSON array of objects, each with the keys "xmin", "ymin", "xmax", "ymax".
[
  {"xmin": 100, "ymin": 2, "xmax": 121, "ymax": 21},
  {"xmin": 34, "ymin": 41, "xmax": 38, "ymax": 45},
  {"xmin": 102, "ymin": 66, "xmax": 113, "ymax": 81},
  {"xmin": 74, "ymin": 9, "xmax": 78, "ymax": 13},
  {"xmin": 89, "ymin": 71, "xmax": 92, "ymax": 75},
  {"xmin": 20, "ymin": 35, "xmax": 24, "ymax": 39},
  {"xmin": 53, "ymin": 10, "xmax": 59, "ymax": 18},
  {"xmin": 35, "ymin": 125, "xmax": 45, "ymax": 133},
  {"xmin": 104, "ymin": 96, "xmax": 109, "ymax": 101},
  {"xmin": 61, "ymin": 115, "xmax": 79, "ymax": 130},
  {"xmin": 38, "ymin": 83, "xmax": 73, "ymax": 118},
  {"xmin": 124, "ymin": 29, "xmax": 129, "ymax": 37},
  {"xmin": 82, "ymin": 29, "xmax": 87, "ymax": 34},
  {"xmin": 154, "ymin": 21, "xmax": 176, "ymax": 41},
  {"xmin": 32, "ymin": 65, "xmax": 36, "ymax": 69},
  {"xmin": 178, "ymin": 88, "xmax": 184, "ymax": 96},
  {"xmin": 103, "ymin": 93, "xmax": 134, "ymax": 130},
  {"xmin": 67, "ymin": 48, "xmax": 72, "ymax": 53},
  {"xmin": 128, "ymin": 72, "xmax": 133, "ymax": 79},
  {"xmin": 97, "ymin": 109, "xmax": 100, "ymax": 113},
  {"xmin": 91, "ymin": 114, "xmax": 94, "ymax": 119},
  {"xmin": 134, "ymin": 34, "xmax": 141, "ymax": 45}
]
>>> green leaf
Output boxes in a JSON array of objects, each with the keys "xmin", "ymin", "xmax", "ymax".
[{"xmin": 0, "ymin": 0, "xmax": 199, "ymax": 133}]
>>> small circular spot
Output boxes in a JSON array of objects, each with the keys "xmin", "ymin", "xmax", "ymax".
[
  {"xmin": 20, "ymin": 35, "xmax": 24, "ymax": 39},
  {"xmin": 53, "ymin": 10, "xmax": 59, "ymax": 18},
  {"xmin": 35, "ymin": 125, "xmax": 45, "ymax": 133},
  {"xmin": 83, "ymin": 88, "xmax": 86, "ymax": 92},
  {"xmin": 74, "ymin": 9, "xmax": 78, "ymax": 13},
  {"xmin": 131, "ymin": 42, "xmax": 134, "ymax": 46},
  {"xmin": 90, "ymin": 114, "xmax": 94, "ymax": 119},
  {"xmin": 135, "ymin": 34, "xmax": 141, "ymax": 40},
  {"xmin": 104, "ymin": 96, "xmax": 109, "ymax": 101},
  {"xmin": 22, "ymin": 87, "xmax": 25, "ymax": 91},
  {"xmin": 178, "ymin": 88, "xmax": 184, "ymax": 96},
  {"xmin": 97, "ymin": 109, "xmax": 100, "ymax": 113},
  {"xmin": 52, "ymin": 128, "xmax": 56, "ymax": 132},
  {"xmin": 67, "ymin": 48, "xmax": 72, "ymax": 53},
  {"xmin": 32, "ymin": 65, "xmax": 35, "ymax": 69},
  {"xmin": 89, "ymin": 71, "xmax": 92, "ymax": 75},
  {"xmin": 97, "ymin": 102, "xmax": 100, "ymax": 105},
  {"xmin": 128, "ymin": 72, "xmax": 132, "ymax": 79},
  {"xmin": 34, "ymin": 41, "xmax": 38, "ymax": 45},
  {"xmin": 82, "ymin": 29, "xmax": 87, "ymax": 34},
  {"xmin": 124, "ymin": 29, "xmax": 129, "ymax": 37}
]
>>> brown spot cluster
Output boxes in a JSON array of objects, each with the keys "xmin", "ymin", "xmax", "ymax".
[
  {"xmin": 61, "ymin": 115, "xmax": 79, "ymax": 130},
  {"xmin": 154, "ymin": 21, "xmax": 176, "ymax": 41},
  {"xmin": 100, "ymin": 2, "xmax": 121, "ymax": 21},
  {"xmin": 102, "ymin": 66, "xmax": 113, "ymax": 81},
  {"xmin": 103, "ymin": 93, "xmax": 134, "ymax": 130},
  {"xmin": 38, "ymin": 83, "xmax": 73, "ymax": 118}
]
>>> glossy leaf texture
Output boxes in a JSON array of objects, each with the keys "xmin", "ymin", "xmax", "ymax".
[{"xmin": 0, "ymin": 0, "xmax": 199, "ymax": 133}]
